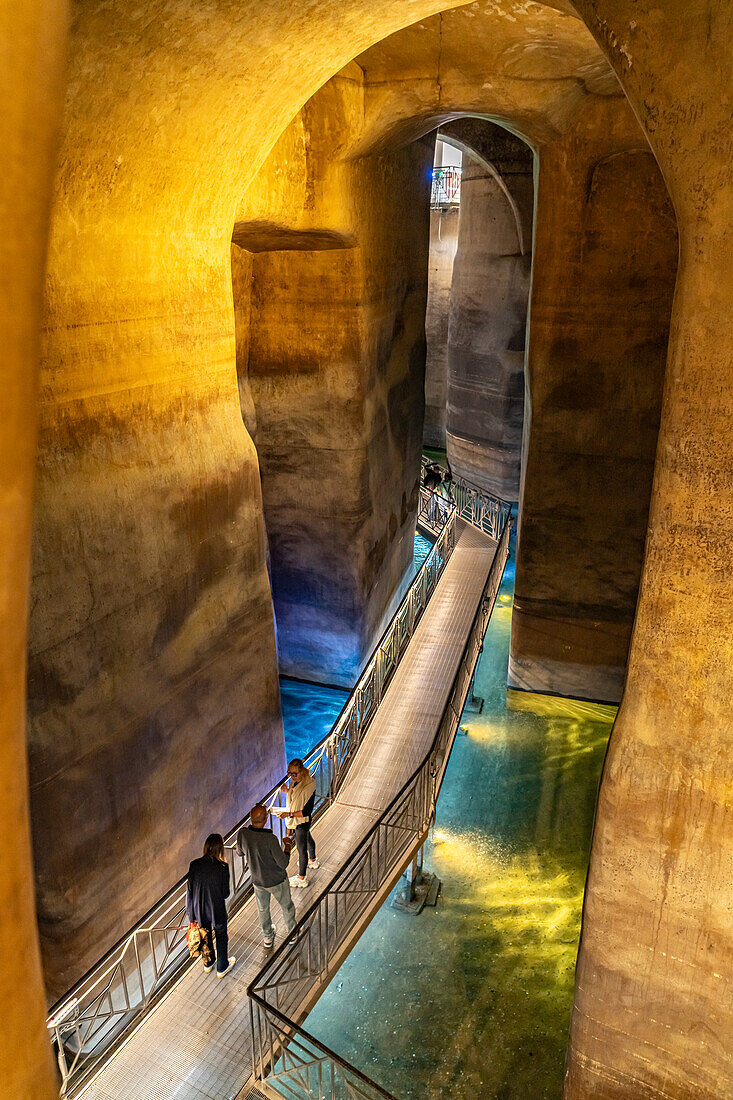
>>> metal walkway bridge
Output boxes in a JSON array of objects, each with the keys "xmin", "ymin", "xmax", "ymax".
[{"xmin": 48, "ymin": 468, "xmax": 512, "ymax": 1100}]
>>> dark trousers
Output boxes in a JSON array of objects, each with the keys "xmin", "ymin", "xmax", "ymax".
[
  {"xmin": 295, "ymin": 823, "xmax": 316, "ymax": 877},
  {"xmin": 203, "ymin": 922, "xmax": 229, "ymax": 972}
]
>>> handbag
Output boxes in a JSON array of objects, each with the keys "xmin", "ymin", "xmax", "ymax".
[{"xmin": 186, "ymin": 922, "xmax": 214, "ymax": 966}]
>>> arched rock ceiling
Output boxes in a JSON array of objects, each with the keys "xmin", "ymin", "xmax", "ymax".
[
  {"xmin": 42, "ymin": 0, "xmax": 636, "ymax": 417},
  {"xmin": 51, "ymin": 0, "xmax": 618, "ymax": 257},
  {"xmin": 346, "ymin": 0, "xmax": 621, "ymax": 153}
]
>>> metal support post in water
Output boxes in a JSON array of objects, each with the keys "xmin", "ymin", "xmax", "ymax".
[
  {"xmin": 464, "ymin": 658, "xmax": 484, "ymax": 715},
  {"xmin": 404, "ymin": 848, "xmax": 423, "ymax": 902},
  {"xmin": 393, "ymin": 842, "xmax": 440, "ymax": 915}
]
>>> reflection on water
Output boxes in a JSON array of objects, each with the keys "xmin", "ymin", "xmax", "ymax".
[
  {"xmin": 303, "ymin": 529, "xmax": 615, "ymax": 1099},
  {"xmin": 413, "ymin": 531, "xmax": 433, "ymax": 572},
  {"xmin": 279, "ymin": 678, "xmax": 349, "ymax": 762}
]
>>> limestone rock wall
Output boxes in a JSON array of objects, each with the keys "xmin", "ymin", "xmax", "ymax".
[
  {"xmin": 29, "ymin": 361, "xmax": 285, "ymax": 1000},
  {"xmin": 27, "ymin": 0, "xmax": 622, "ymax": 1004},
  {"xmin": 1, "ymin": 0, "xmax": 68, "ymax": 1093},
  {"xmin": 563, "ymin": 3, "xmax": 733, "ymax": 1097},
  {"xmin": 510, "ymin": 100, "xmax": 678, "ymax": 705},
  {"xmin": 424, "ymin": 204, "xmax": 459, "ymax": 449},
  {"xmin": 233, "ymin": 70, "xmax": 431, "ymax": 685},
  {"xmin": 445, "ymin": 128, "xmax": 534, "ymax": 501}
]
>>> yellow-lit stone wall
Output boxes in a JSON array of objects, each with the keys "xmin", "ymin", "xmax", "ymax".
[
  {"xmin": 563, "ymin": 3, "xmax": 733, "ymax": 1097},
  {"xmin": 232, "ymin": 69, "xmax": 431, "ymax": 684},
  {"xmin": 2, "ymin": 1, "xmax": 69, "ymax": 1092},
  {"xmin": 4, "ymin": 3, "xmax": 730, "ymax": 1098}
]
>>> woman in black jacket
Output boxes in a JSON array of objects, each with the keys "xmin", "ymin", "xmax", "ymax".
[{"xmin": 186, "ymin": 833, "xmax": 235, "ymax": 977}]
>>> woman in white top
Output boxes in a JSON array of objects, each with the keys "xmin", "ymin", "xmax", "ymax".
[{"xmin": 280, "ymin": 758, "xmax": 318, "ymax": 887}]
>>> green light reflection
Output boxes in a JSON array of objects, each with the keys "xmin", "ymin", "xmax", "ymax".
[{"xmin": 305, "ymin": 535, "xmax": 615, "ymax": 1099}]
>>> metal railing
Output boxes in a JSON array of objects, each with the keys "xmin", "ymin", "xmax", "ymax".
[
  {"xmin": 248, "ymin": 516, "xmax": 512, "ymax": 1100},
  {"xmin": 47, "ymin": 485, "xmax": 459, "ymax": 1096},
  {"xmin": 430, "ymin": 165, "xmax": 462, "ymax": 206},
  {"xmin": 421, "ymin": 456, "xmax": 512, "ymax": 540}
]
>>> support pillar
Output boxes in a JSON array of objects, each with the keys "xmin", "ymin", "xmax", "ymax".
[
  {"xmin": 510, "ymin": 99, "xmax": 678, "ymax": 704},
  {"xmin": 563, "ymin": 3, "xmax": 733, "ymax": 1097},
  {"xmin": 236, "ymin": 73, "xmax": 432, "ymax": 686},
  {"xmin": 424, "ymin": 203, "xmax": 459, "ymax": 449},
  {"xmin": 445, "ymin": 130, "xmax": 534, "ymax": 501}
]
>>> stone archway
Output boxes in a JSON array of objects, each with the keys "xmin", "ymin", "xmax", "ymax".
[{"xmin": 3, "ymin": 3, "xmax": 730, "ymax": 1098}]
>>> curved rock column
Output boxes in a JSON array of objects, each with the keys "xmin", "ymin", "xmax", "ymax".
[
  {"xmin": 563, "ymin": 3, "xmax": 733, "ymax": 1097},
  {"xmin": 445, "ymin": 135, "xmax": 534, "ymax": 500},
  {"xmin": 1, "ymin": 0, "xmax": 67, "ymax": 1094},
  {"xmin": 510, "ymin": 98, "xmax": 678, "ymax": 705},
  {"xmin": 28, "ymin": 0, "xmax": 469, "ymax": 1005},
  {"xmin": 237, "ymin": 73, "xmax": 431, "ymax": 685},
  {"xmin": 423, "ymin": 204, "xmax": 459, "ymax": 449}
]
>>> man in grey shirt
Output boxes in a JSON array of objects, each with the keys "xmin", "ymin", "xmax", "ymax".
[{"xmin": 236, "ymin": 804, "xmax": 297, "ymax": 948}]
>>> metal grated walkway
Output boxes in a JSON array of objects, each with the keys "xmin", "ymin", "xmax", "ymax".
[{"xmin": 78, "ymin": 521, "xmax": 498, "ymax": 1100}]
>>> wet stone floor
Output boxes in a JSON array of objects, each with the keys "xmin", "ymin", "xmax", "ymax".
[{"xmin": 289, "ymin": 532, "xmax": 616, "ymax": 1099}]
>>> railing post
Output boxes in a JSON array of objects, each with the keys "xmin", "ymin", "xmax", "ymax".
[{"xmin": 375, "ymin": 649, "xmax": 382, "ymax": 705}]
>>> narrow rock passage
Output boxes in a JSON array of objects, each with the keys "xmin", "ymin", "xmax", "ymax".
[{"xmin": 304, "ymin": 532, "xmax": 616, "ymax": 1099}]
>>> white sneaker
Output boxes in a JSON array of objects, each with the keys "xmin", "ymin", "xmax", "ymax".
[
  {"xmin": 263, "ymin": 928, "xmax": 276, "ymax": 948},
  {"xmin": 202, "ymin": 959, "xmax": 214, "ymax": 973},
  {"xmin": 308, "ymin": 859, "xmax": 320, "ymax": 869},
  {"xmin": 217, "ymin": 956, "xmax": 236, "ymax": 977},
  {"xmin": 289, "ymin": 875, "xmax": 308, "ymax": 888}
]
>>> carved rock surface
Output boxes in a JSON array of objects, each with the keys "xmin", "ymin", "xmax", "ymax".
[
  {"xmin": 444, "ymin": 125, "xmax": 534, "ymax": 501},
  {"xmin": 29, "ymin": 399, "xmax": 286, "ymax": 999},
  {"xmin": 511, "ymin": 102, "xmax": 678, "ymax": 705},
  {"xmin": 424, "ymin": 204, "xmax": 459, "ymax": 449},
  {"xmin": 563, "ymin": 3, "xmax": 733, "ymax": 1099},
  {"xmin": 233, "ymin": 71, "xmax": 431, "ymax": 685}
]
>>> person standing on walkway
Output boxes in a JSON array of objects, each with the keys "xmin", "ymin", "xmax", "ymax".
[
  {"xmin": 186, "ymin": 833, "xmax": 236, "ymax": 977},
  {"xmin": 442, "ymin": 460, "xmax": 454, "ymax": 500},
  {"xmin": 423, "ymin": 462, "xmax": 443, "ymax": 524},
  {"xmin": 279, "ymin": 759, "xmax": 318, "ymax": 888},
  {"xmin": 423, "ymin": 462, "xmax": 442, "ymax": 492},
  {"xmin": 236, "ymin": 804, "xmax": 296, "ymax": 948}
]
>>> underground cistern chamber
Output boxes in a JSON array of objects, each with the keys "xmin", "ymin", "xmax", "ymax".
[{"xmin": 5, "ymin": 2, "xmax": 732, "ymax": 1098}]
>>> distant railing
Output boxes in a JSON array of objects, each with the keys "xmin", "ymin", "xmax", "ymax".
[
  {"xmin": 421, "ymin": 456, "xmax": 512, "ymax": 540},
  {"xmin": 431, "ymin": 165, "xmax": 462, "ymax": 206},
  {"xmin": 47, "ymin": 486, "xmax": 459, "ymax": 1097},
  {"xmin": 247, "ymin": 517, "xmax": 512, "ymax": 1100}
]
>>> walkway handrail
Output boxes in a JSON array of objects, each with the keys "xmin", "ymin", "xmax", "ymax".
[
  {"xmin": 430, "ymin": 165, "xmax": 462, "ymax": 207},
  {"xmin": 247, "ymin": 516, "xmax": 512, "ymax": 1099},
  {"xmin": 47, "ymin": 484, "xmax": 460, "ymax": 1096},
  {"xmin": 421, "ymin": 456, "xmax": 512, "ymax": 540}
]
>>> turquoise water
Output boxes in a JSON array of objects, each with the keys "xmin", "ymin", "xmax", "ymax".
[
  {"xmin": 299, "ymin": 526, "xmax": 615, "ymax": 1099},
  {"xmin": 413, "ymin": 531, "xmax": 433, "ymax": 571},
  {"xmin": 279, "ymin": 678, "xmax": 349, "ymax": 762}
]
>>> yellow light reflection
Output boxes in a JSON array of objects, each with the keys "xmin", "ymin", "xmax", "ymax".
[
  {"xmin": 428, "ymin": 827, "xmax": 586, "ymax": 984},
  {"xmin": 506, "ymin": 689, "xmax": 617, "ymax": 724}
]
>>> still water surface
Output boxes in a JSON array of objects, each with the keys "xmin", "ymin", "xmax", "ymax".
[{"xmin": 280, "ymin": 528, "xmax": 614, "ymax": 1099}]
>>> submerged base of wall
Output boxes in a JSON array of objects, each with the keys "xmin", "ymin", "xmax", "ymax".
[{"xmin": 507, "ymin": 654, "xmax": 623, "ymax": 706}]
